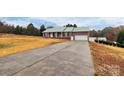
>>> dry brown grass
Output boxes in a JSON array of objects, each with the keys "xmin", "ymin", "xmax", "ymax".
[
  {"xmin": 0, "ymin": 34, "xmax": 67, "ymax": 57},
  {"xmin": 90, "ymin": 42, "xmax": 124, "ymax": 76}
]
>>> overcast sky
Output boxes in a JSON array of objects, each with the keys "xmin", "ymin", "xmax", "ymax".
[{"xmin": 1, "ymin": 17, "xmax": 124, "ymax": 30}]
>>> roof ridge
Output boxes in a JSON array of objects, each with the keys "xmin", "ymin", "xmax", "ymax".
[
  {"xmin": 72, "ymin": 27, "xmax": 75, "ymax": 32},
  {"xmin": 63, "ymin": 27, "xmax": 67, "ymax": 32}
]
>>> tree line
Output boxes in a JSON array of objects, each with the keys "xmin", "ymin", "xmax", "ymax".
[
  {"xmin": 1, "ymin": 21, "xmax": 124, "ymax": 44},
  {"xmin": 0, "ymin": 21, "xmax": 46, "ymax": 36},
  {"xmin": 89, "ymin": 25, "xmax": 124, "ymax": 43}
]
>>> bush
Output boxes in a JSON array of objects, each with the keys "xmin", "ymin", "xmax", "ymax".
[
  {"xmin": 113, "ymin": 43, "xmax": 117, "ymax": 46},
  {"xmin": 99, "ymin": 40, "xmax": 103, "ymax": 43},
  {"xmin": 117, "ymin": 43, "xmax": 124, "ymax": 48},
  {"xmin": 95, "ymin": 39, "xmax": 98, "ymax": 43},
  {"xmin": 95, "ymin": 40, "xmax": 119, "ymax": 47},
  {"xmin": 117, "ymin": 30, "xmax": 124, "ymax": 43}
]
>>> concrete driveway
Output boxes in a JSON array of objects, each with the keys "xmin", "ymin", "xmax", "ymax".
[{"xmin": 0, "ymin": 41, "xmax": 94, "ymax": 76}]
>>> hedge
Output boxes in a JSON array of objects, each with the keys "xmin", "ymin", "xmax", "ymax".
[{"xmin": 94, "ymin": 39, "xmax": 124, "ymax": 48}]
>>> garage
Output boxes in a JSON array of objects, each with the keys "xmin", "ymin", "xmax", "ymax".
[{"xmin": 74, "ymin": 35, "xmax": 88, "ymax": 40}]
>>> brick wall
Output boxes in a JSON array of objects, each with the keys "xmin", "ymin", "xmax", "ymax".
[{"xmin": 43, "ymin": 32, "xmax": 89, "ymax": 39}]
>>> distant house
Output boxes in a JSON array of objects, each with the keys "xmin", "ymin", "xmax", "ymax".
[{"xmin": 43, "ymin": 27, "xmax": 90, "ymax": 40}]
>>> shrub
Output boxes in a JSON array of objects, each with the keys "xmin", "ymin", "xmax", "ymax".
[
  {"xmin": 117, "ymin": 43, "xmax": 124, "ymax": 48},
  {"xmin": 99, "ymin": 40, "xmax": 103, "ymax": 43},
  {"xmin": 95, "ymin": 39, "xmax": 98, "ymax": 43},
  {"xmin": 113, "ymin": 43, "xmax": 117, "ymax": 46},
  {"xmin": 117, "ymin": 30, "xmax": 124, "ymax": 43},
  {"xmin": 95, "ymin": 40, "xmax": 120, "ymax": 47}
]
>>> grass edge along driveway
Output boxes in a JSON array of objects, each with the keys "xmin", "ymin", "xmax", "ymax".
[{"xmin": 0, "ymin": 34, "xmax": 67, "ymax": 57}]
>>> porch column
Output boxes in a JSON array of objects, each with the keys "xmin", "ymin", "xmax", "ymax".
[
  {"xmin": 50, "ymin": 33, "xmax": 52, "ymax": 37},
  {"xmin": 50, "ymin": 33, "xmax": 51, "ymax": 37},
  {"xmin": 49, "ymin": 33, "xmax": 50, "ymax": 37},
  {"xmin": 44, "ymin": 33, "xmax": 46, "ymax": 37},
  {"xmin": 47, "ymin": 33, "xmax": 49, "ymax": 37},
  {"xmin": 54, "ymin": 32, "xmax": 56, "ymax": 38},
  {"xmin": 61, "ymin": 32, "xmax": 63, "ymax": 38}
]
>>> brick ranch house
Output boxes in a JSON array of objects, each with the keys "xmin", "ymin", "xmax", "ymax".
[{"xmin": 42, "ymin": 27, "xmax": 90, "ymax": 40}]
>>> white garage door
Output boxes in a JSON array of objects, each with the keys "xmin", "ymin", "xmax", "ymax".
[{"xmin": 74, "ymin": 35, "xmax": 88, "ymax": 40}]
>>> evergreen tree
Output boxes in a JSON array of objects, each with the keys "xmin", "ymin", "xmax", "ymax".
[
  {"xmin": 73, "ymin": 24, "xmax": 77, "ymax": 27},
  {"xmin": 117, "ymin": 30, "xmax": 124, "ymax": 43},
  {"xmin": 27, "ymin": 23, "xmax": 35, "ymax": 35},
  {"xmin": 40, "ymin": 25, "xmax": 46, "ymax": 36}
]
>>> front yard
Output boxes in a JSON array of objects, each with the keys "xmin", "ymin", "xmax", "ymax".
[
  {"xmin": 90, "ymin": 42, "xmax": 124, "ymax": 76},
  {"xmin": 0, "ymin": 34, "xmax": 66, "ymax": 57}
]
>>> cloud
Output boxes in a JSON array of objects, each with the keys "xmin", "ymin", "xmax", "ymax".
[
  {"xmin": 1, "ymin": 17, "xmax": 57, "ymax": 28},
  {"xmin": 2, "ymin": 17, "xmax": 32, "ymax": 27},
  {"xmin": 1, "ymin": 17, "xmax": 124, "ymax": 30},
  {"xmin": 40, "ymin": 17, "xmax": 124, "ymax": 30}
]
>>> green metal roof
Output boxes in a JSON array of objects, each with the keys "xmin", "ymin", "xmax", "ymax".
[
  {"xmin": 64, "ymin": 27, "xmax": 74, "ymax": 32},
  {"xmin": 73, "ymin": 27, "xmax": 89, "ymax": 32},
  {"xmin": 44, "ymin": 27, "xmax": 66, "ymax": 32},
  {"xmin": 43, "ymin": 27, "xmax": 90, "ymax": 33}
]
